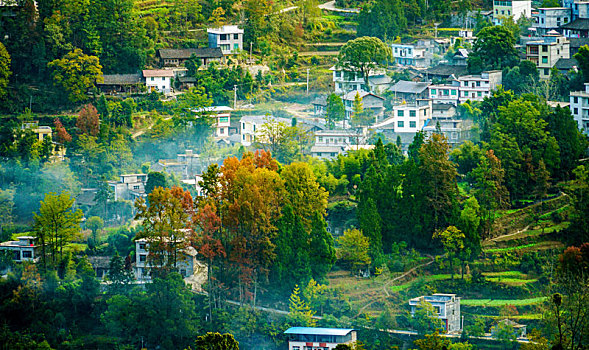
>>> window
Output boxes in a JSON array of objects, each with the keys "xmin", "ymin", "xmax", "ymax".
[
  {"xmin": 463, "ymin": 81, "xmax": 468, "ymax": 87},
  {"xmin": 151, "ymin": 77, "xmax": 154, "ymax": 81},
  {"xmin": 331, "ymin": 153, "xmax": 336, "ymax": 157},
  {"xmin": 398, "ymin": 110, "xmax": 404, "ymax": 117},
  {"xmin": 139, "ymin": 243, "xmax": 146, "ymax": 250},
  {"xmin": 544, "ymin": 68, "xmax": 550, "ymax": 75},
  {"xmin": 464, "ymin": 91, "xmax": 468, "ymax": 97},
  {"xmin": 575, "ymin": 97, "xmax": 579, "ymax": 103},
  {"xmin": 542, "ymin": 45, "xmax": 548, "ymax": 53},
  {"xmin": 133, "ymin": 185, "xmax": 140, "ymax": 190},
  {"xmin": 451, "ymin": 132, "xmax": 458, "ymax": 139},
  {"xmin": 220, "ymin": 34, "xmax": 227, "ymax": 40},
  {"xmin": 575, "ymin": 107, "xmax": 579, "ymax": 114},
  {"xmin": 451, "ymin": 89, "xmax": 457, "ymax": 96},
  {"xmin": 22, "ymin": 251, "xmax": 32, "ymax": 258},
  {"xmin": 139, "ymin": 254, "xmax": 147, "ymax": 262},
  {"xmin": 161, "ymin": 86, "xmax": 165, "ymax": 91},
  {"xmin": 542, "ymin": 57, "xmax": 548, "ymax": 64},
  {"xmin": 431, "ymin": 89, "xmax": 437, "ymax": 95},
  {"xmin": 234, "ymin": 34, "xmax": 239, "ymax": 40},
  {"xmin": 234, "ymin": 43, "xmax": 239, "ymax": 50},
  {"xmin": 424, "ymin": 109, "xmax": 427, "ymax": 116},
  {"xmin": 410, "ymin": 121, "xmax": 416, "ymax": 128},
  {"xmin": 219, "ymin": 128, "xmax": 224, "ymax": 134},
  {"xmin": 476, "ymin": 81, "xmax": 481, "ymax": 87},
  {"xmin": 397, "ymin": 121, "xmax": 404, "ymax": 128},
  {"xmin": 477, "ymin": 91, "xmax": 482, "ymax": 97},
  {"xmin": 219, "ymin": 116, "xmax": 229, "ymax": 123},
  {"xmin": 410, "ymin": 110, "xmax": 416, "ymax": 117},
  {"xmin": 221, "ymin": 44, "xmax": 230, "ymax": 51}
]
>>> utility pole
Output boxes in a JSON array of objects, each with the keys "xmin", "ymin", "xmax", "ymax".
[
  {"xmin": 233, "ymin": 85, "xmax": 237, "ymax": 109},
  {"xmin": 306, "ymin": 68, "xmax": 310, "ymax": 95},
  {"xmin": 249, "ymin": 42, "xmax": 253, "ymax": 64}
]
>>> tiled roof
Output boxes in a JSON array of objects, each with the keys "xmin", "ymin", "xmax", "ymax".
[
  {"xmin": 555, "ymin": 58, "xmax": 578, "ymax": 71},
  {"xmin": 143, "ymin": 69, "xmax": 175, "ymax": 78},
  {"xmin": 390, "ymin": 80, "xmax": 430, "ymax": 94},
  {"xmin": 560, "ymin": 18, "xmax": 589, "ymax": 30},
  {"xmin": 158, "ymin": 48, "xmax": 223, "ymax": 59},
  {"xmin": 426, "ymin": 64, "xmax": 469, "ymax": 77},
  {"xmin": 98, "ymin": 73, "xmax": 143, "ymax": 85}
]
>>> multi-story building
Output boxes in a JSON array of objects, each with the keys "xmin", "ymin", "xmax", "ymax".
[
  {"xmin": 561, "ymin": 1, "xmax": 589, "ymax": 38},
  {"xmin": 143, "ymin": 69, "xmax": 174, "ymax": 94},
  {"xmin": 409, "ymin": 294, "xmax": 462, "ymax": 333},
  {"xmin": 391, "ymin": 43, "xmax": 431, "ymax": 68},
  {"xmin": 192, "ymin": 106, "xmax": 234, "ymax": 138},
  {"xmin": 533, "ymin": 7, "xmax": 572, "ymax": 35},
  {"xmin": 423, "ymin": 118, "xmax": 471, "ymax": 148},
  {"xmin": 330, "ymin": 67, "xmax": 390, "ymax": 94},
  {"xmin": 341, "ymin": 90, "xmax": 385, "ymax": 120},
  {"xmin": 108, "ymin": 174, "xmax": 148, "ymax": 201},
  {"xmin": 0, "ymin": 236, "xmax": 39, "ymax": 263},
  {"xmin": 526, "ymin": 31, "xmax": 570, "ymax": 79},
  {"xmin": 456, "ymin": 70, "xmax": 502, "ymax": 103},
  {"xmin": 389, "ymin": 99, "xmax": 432, "ymax": 134},
  {"xmin": 284, "ymin": 328, "xmax": 357, "ymax": 350},
  {"xmin": 207, "ymin": 25, "xmax": 244, "ymax": 55},
  {"xmin": 492, "ymin": 1, "xmax": 532, "ymax": 25},
  {"xmin": 311, "ymin": 129, "xmax": 366, "ymax": 160},
  {"xmin": 135, "ymin": 238, "xmax": 206, "ymax": 291},
  {"xmin": 239, "ymin": 115, "xmax": 292, "ymax": 147},
  {"xmin": 569, "ymin": 83, "xmax": 589, "ymax": 134},
  {"xmin": 389, "ymin": 80, "xmax": 430, "ymax": 103},
  {"xmin": 428, "ymin": 84, "xmax": 460, "ymax": 105},
  {"xmin": 563, "ymin": 0, "xmax": 589, "ymax": 21}
]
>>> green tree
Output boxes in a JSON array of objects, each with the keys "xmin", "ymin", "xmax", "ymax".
[
  {"xmin": 107, "ymin": 251, "xmax": 134, "ymax": 292},
  {"xmin": 414, "ymin": 331, "xmax": 451, "ymax": 350},
  {"xmin": 0, "ymin": 188, "xmax": 14, "ymax": 237},
  {"xmin": 145, "ymin": 171, "xmax": 168, "ymax": 194},
  {"xmin": 47, "ymin": 48, "xmax": 103, "ymax": 102},
  {"xmin": 326, "ymin": 93, "xmax": 345, "ymax": 129},
  {"xmin": 256, "ymin": 120, "xmax": 308, "ymax": 164},
  {"xmin": 574, "ymin": 45, "xmax": 589, "ymax": 82},
  {"xmin": 193, "ymin": 332, "xmax": 239, "ymax": 350},
  {"xmin": 351, "ymin": 92, "xmax": 373, "ymax": 127},
  {"xmin": 491, "ymin": 321, "xmax": 517, "ymax": 348},
  {"xmin": 410, "ymin": 299, "xmax": 445, "ymax": 335},
  {"xmin": 357, "ymin": 0, "xmax": 407, "ymax": 40},
  {"xmin": 433, "ymin": 226, "xmax": 465, "ymax": 280},
  {"xmin": 337, "ymin": 37, "xmax": 392, "ymax": 91},
  {"xmin": 281, "ymin": 162, "xmax": 328, "ymax": 228},
  {"xmin": 309, "ymin": 211, "xmax": 336, "ymax": 281},
  {"xmin": 288, "ymin": 284, "xmax": 316, "ymax": 327},
  {"xmin": 336, "ymin": 228, "xmax": 371, "ymax": 275},
  {"xmin": 86, "ymin": 215, "xmax": 104, "ymax": 244},
  {"xmin": 0, "ymin": 41, "xmax": 11, "ymax": 99},
  {"xmin": 33, "ymin": 192, "xmax": 83, "ymax": 268},
  {"xmin": 468, "ymin": 25, "xmax": 518, "ymax": 74},
  {"xmin": 457, "ymin": 197, "xmax": 481, "ymax": 279}
]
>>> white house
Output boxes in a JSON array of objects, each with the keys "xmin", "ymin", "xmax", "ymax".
[
  {"xmin": 492, "ymin": 1, "xmax": 532, "ymax": 25},
  {"xmin": 284, "ymin": 327, "xmax": 357, "ymax": 350},
  {"xmin": 456, "ymin": 70, "xmax": 502, "ymax": 103},
  {"xmin": 569, "ymin": 83, "xmax": 589, "ymax": 134},
  {"xmin": 0, "ymin": 236, "xmax": 39, "ymax": 263},
  {"xmin": 311, "ymin": 129, "xmax": 366, "ymax": 160},
  {"xmin": 389, "ymin": 99, "xmax": 432, "ymax": 134},
  {"xmin": 107, "ymin": 174, "xmax": 148, "ymax": 201},
  {"xmin": 135, "ymin": 237, "xmax": 207, "ymax": 290},
  {"xmin": 428, "ymin": 84, "xmax": 461, "ymax": 105},
  {"xmin": 239, "ymin": 115, "xmax": 291, "ymax": 147},
  {"xmin": 143, "ymin": 69, "xmax": 174, "ymax": 94},
  {"xmin": 192, "ymin": 106, "xmax": 234, "ymax": 138},
  {"xmin": 409, "ymin": 294, "xmax": 462, "ymax": 333},
  {"xmin": 330, "ymin": 67, "xmax": 390, "ymax": 94},
  {"xmin": 391, "ymin": 43, "xmax": 431, "ymax": 68},
  {"xmin": 207, "ymin": 25, "xmax": 244, "ymax": 55}
]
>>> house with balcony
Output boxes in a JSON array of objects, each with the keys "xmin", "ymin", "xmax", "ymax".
[
  {"xmin": 284, "ymin": 328, "xmax": 357, "ymax": 350},
  {"xmin": 311, "ymin": 129, "xmax": 366, "ymax": 160},
  {"xmin": 108, "ymin": 174, "xmax": 148, "ymax": 201},
  {"xmin": 391, "ymin": 43, "xmax": 431, "ymax": 68},
  {"xmin": 423, "ymin": 118, "xmax": 471, "ymax": 148},
  {"xmin": 409, "ymin": 293, "xmax": 462, "ymax": 333},
  {"xmin": 330, "ymin": 66, "xmax": 391, "ymax": 94},
  {"xmin": 0, "ymin": 236, "xmax": 39, "ymax": 264},
  {"xmin": 533, "ymin": 7, "xmax": 571, "ymax": 35},
  {"xmin": 135, "ymin": 237, "xmax": 207, "ymax": 290},
  {"xmin": 456, "ymin": 70, "xmax": 502, "ymax": 103},
  {"xmin": 207, "ymin": 25, "xmax": 244, "ymax": 55},
  {"xmin": 526, "ymin": 31, "xmax": 570, "ymax": 79},
  {"xmin": 143, "ymin": 69, "xmax": 174, "ymax": 94},
  {"xmin": 569, "ymin": 83, "xmax": 589, "ymax": 134},
  {"xmin": 428, "ymin": 84, "xmax": 460, "ymax": 105},
  {"xmin": 492, "ymin": 1, "xmax": 532, "ymax": 25}
]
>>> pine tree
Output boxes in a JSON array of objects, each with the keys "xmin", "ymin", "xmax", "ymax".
[
  {"xmin": 309, "ymin": 211, "xmax": 336, "ymax": 281},
  {"xmin": 288, "ymin": 284, "xmax": 316, "ymax": 327}
]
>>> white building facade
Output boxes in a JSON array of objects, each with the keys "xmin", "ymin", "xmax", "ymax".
[
  {"xmin": 0, "ymin": 236, "xmax": 39, "ymax": 263},
  {"xmin": 284, "ymin": 328, "xmax": 357, "ymax": 350},
  {"xmin": 569, "ymin": 83, "xmax": 589, "ymax": 134},
  {"xmin": 409, "ymin": 294, "xmax": 462, "ymax": 333},
  {"xmin": 457, "ymin": 70, "xmax": 502, "ymax": 103},
  {"xmin": 533, "ymin": 7, "xmax": 572, "ymax": 35},
  {"xmin": 143, "ymin": 69, "xmax": 174, "ymax": 94},
  {"xmin": 492, "ymin": 1, "xmax": 532, "ymax": 25},
  {"xmin": 207, "ymin": 25, "xmax": 244, "ymax": 55}
]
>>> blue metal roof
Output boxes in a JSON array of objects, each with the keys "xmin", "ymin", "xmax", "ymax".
[{"xmin": 284, "ymin": 327, "xmax": 354, "ymax": 336}]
